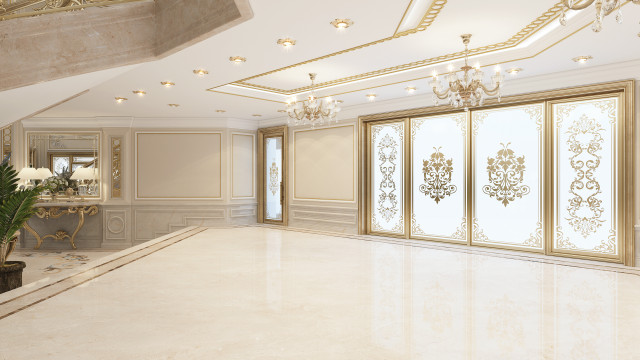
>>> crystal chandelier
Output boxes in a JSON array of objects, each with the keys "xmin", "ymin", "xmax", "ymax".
[
  {"xmin": 559, "ymin": 0, "xmax": 640, "ymax": 32},
  {"xmin": 285, "ymin": 73, "xmax": 342, "ymax": 127},
  {"xmin": 430, "ymin": 34, "xmax": 504, "ymax": 111}
]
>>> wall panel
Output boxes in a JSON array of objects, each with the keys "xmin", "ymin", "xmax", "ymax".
[{"xmin": 231, "ymin": 133, "xmax": 255, "ymax": 198}]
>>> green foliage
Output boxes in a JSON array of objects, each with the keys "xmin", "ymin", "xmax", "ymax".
[{"xmin": 0, "ymin": 162, "xmax": 42, "ymax": 266}]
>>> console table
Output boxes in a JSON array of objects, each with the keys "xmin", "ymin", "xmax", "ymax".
[{"xmin": 23, "ymin": 203, "xmax": 99, "ymax": 250}]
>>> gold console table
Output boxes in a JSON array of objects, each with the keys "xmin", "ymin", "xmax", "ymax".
[{"xmin": 23, "ymin": 203, "xmax": 99, "ymax": 250}]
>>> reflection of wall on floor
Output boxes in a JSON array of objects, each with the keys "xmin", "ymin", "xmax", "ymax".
[{"xmin": 11, "ymin": 250, "xmax": 115, "ymax": 285}]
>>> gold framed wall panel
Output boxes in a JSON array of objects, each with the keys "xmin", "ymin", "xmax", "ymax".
[
  {"xmin": 359, "ymin": 80, "xmax": 634, "ymax": 266},
  {"xmin": 110, "ymin": 136, "xmax": 122, "ymax": 199},
  {"xmin": 231, "ymin": 133, "xmax": 256, "ymax": 199},
  {"xmin": 134, "ymin": 132, "xmax": 222, "ymax": 200},
  {"xmin": 257, "ymin": 125, "xmax": 288, "ymax": 226},
  {"xmin": 292, "ymin": 124, "xmax": 357, "ymax": 202}
]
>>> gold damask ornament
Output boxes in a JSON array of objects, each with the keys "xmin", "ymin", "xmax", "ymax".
[
  {"xmin": 483, "ymin": 142, "xmax": 530, "ymax": 207},
  {"xmin": 269, "ymin": 161, "xmax": 279, "ymax": 196},
  {"xmin": 419, "ymin": 147, "xmax": 457, "ymax": 203}
]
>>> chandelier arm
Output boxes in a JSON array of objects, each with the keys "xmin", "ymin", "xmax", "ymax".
[
  {"xmin": 563, "ymin": 0, "xmax": 596, "ymax": 10},
  {"xmin": 432, "ymin": 87, "xmax": 450, "ymax": 99},
  {"xmin": 292, "ymin": 108, "xmax": 307, "ymax": 121},
  {"xmin": 477, "ymin": 83, "xmax": 501, "ymax": 96}
]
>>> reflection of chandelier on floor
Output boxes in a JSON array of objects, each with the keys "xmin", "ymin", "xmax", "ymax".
[
  {"xmin": 559, "ymin": 0, "xmax": 640, "ymax": 33},
  {"xmin": 285, "ymin": 73, "xmax": 342, "ymax": 127},
  {"xmin": 430, "ymin": 34, "xmax": 504, "ymax": 111}
]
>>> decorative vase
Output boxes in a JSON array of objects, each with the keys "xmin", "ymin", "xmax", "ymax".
[{"xmin": 0, "ymin": 261, "xmax": 26, "ymax": 294}]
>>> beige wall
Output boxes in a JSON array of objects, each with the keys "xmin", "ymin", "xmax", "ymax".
[{"xmin": 231, "ymin": 133, "xmax": 255, "ymax": 199}]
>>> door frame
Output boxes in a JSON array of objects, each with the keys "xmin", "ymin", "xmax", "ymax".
[{"xmin": 257, "ymin": 125, "xmax": 288, "ymax": 225}]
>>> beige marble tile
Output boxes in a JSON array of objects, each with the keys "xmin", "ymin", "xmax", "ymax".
[{"xmin": 1, "ymin": 227, "xmax": 639, "ymax": 359}]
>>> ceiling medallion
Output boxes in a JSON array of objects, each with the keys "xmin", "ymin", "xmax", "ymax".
[
  {"xmin": 572, "ymin": 55, "xmax": 593, "ymax": 63},
  {"xmin": 132, "ymin": 90, "xmax": 146, "ymax": 96},
  {"xmin": 168, "ymin": 104, "xmax": 180, "ymax": 107},
  {"xmin": 160, "ymin": 81, "xmax": 175, "ymax": 87},
  {"xmin": 331, "ymin": 18, "xmax": 353, "ymax": 29},
  {"xmin": 284, "ymin": 73, "xmax": 342, "ymax": 127},
  {"xmin": 229, "ymin": 56, "xmax": 246, "ymax": 64},
  {"xmin": 114, "ymin": 97, "xmax": 127, "ymax": 104},
  {"xmin": 193, "ymin": 69, "xmax": 209, "ymax": 76},
  {"xmin": 430, "ymin": 34, "xmax": 504, "ymax": 111},
  {"xmin": 559, "ymin": 0, "xmax": 640, "ymax": 32},
  {"xmin": 277, "ymin": 38, "xmax": 296, "ymax": 48}
]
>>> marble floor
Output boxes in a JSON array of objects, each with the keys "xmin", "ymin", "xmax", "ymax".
[{"xmin": 1, "ymin": 226, "xmax": 639, "ymax": 359}]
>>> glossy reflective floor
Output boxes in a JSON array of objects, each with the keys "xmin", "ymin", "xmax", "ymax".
[{"xmin": 1, "ymin": 227, "xmax": 639, "ymax": 359}]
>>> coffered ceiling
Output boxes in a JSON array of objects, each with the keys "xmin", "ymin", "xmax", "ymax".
[{"xmin": 33, "ymin": 0, "xmax": 640, "ymax": 121}]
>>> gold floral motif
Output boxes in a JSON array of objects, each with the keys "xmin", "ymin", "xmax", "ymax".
[
  {"xmin": 420, "ymin": 147, "xmax": 457, "ymax": 203},
  {"xmin": 565, "ymin": 115, "xmax": 605, "ymax": 238},
  {"xmin": 592, "ymin": 99, "xmax": 617, "ymax": 124},
  {"xmin": 111, "ymin": 137, "xmax": 122, "ymax": 199},
  {"xmin": 556, "ymin": 226, "xmax": 577, "ymax": 250},
  {"xmin": 472, "ymin": 218, "xmax": 488, "ymax": 242},
  {"xmin": 483, "ymin": 143, "xmax": 530, "ymax": 207},
  {"xmin": 376, "ymin": 133, "xmax": 399, "ymax": 222},
  {"xmin": 593, "ymin": 229, "xmax": 617, "ymax": 254},
  {"xmin": 471, "ymin": 112, "xmax": 489, "ymax": 135},
  {"xmin": 450, "ymin": 217, "xmax": 467, "ymax": 241},
  {"xmin": 523, "ymin": 105, "xmax": 543, "ymax": 131},
  {"xmin": 523, "ymin": 221, "xmax": 543, "ymax": 248},
  {"xmin": 411, "ymin": 213, "xmax": 425, "ymax": 235},
  {"xmin": 269, "ymin": 161, "xmax": 279, "ymax": 196}
]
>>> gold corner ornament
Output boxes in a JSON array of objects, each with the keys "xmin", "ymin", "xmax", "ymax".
[
  {"xmin": 420, "ymin": 147, "xmax": 457, "ymax": 204},
  {"xmin": 483, "ymin": 142, "xmax": 530, "ymax": 207}
]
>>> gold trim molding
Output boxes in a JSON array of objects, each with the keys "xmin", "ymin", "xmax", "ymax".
[
  {"xmin": 111, "ymin": 136, "xmax": 122, "ymax": 199},
  {"xmin": 0, "ymin": 0, "xmax": 148, "ymax": 21},
  {"xmin": 221, "ymin": 1, "xmax": 564, "ymax": 95}
]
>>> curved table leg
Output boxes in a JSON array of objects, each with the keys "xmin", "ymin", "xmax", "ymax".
[
  {"xmin": 23, "ymin": 221, "xmax": 43, "ymax": 250},
  {"xmin": 69, "ymin": 209, "xmax": 86, "ymax": 250}
]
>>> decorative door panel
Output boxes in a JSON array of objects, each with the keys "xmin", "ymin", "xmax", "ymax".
[
  {"xmin": 411, "ymin": 114, "xmax": 467, "ymax": 242},
  {"xmin": 472, "ymin": 104, "xmax": 544, "ymax": 250},
  {"xmin": 265, "ymin": 136, "xmax": 283, "ymax": 221},
  {"xmin": 370, "ymin": 122, "xmax": 404, "ymax": 234},
  {"xmin": 552, "ymin": 97, "xmax": 620, "ymax": 258}
]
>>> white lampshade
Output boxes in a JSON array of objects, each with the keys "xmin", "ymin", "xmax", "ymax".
[
  {"xmin": 71, "ymin": 167, "xmax": 98, "ymax": 181},
  {"xmin": 36, "ymin": 167, "xmax": 53, "ymax": 179},
  {"xmin": 17, "ymin": 167, "xmax": 41, "ymax": 180}
]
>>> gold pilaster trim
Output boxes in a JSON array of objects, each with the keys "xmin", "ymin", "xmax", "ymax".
[{"xmin": 111, "ymin": 137, "xmax": 122, "ymax": 199}]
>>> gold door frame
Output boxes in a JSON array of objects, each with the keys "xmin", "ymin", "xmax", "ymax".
[
  {"xmin": 359, "ymin": 79, "xmax": 635, "ymax": 265},
  {"xmin": 257, "ymin": 125, "xmax": 288, "ymax": 226}
]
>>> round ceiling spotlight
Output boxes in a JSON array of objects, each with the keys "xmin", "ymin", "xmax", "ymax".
[
  {"xmin": 132, "ymin": 90, "xmax": 146, "ymax": 96},
  {"xmin": 277, "ymin": 38, "xmax": 296, "ymax": 48},
  {"xmin": 161, "ymin": 81, "xmax": 175, "ymax": 87},
  {"xmin": 507, "ymin": 68, "xmax": 523, "ymax": 75},
  {"xmin": 405, "ymin": 86, "xmax": 417, "ymax": 95},
  {"xmin": 366, "ymin": 93, "xmax": 377, "ymax": 101},
  {"xmin": 193, "ymin": 69, "xmax": 209, "ymax": 76},
  {"xmin": 168, "ymin": 103, "xmax": 180, "ymax": 107},
  {"xmin": 115, "ymin": 97, "xmax": 128, "ymax": 104},
  {"xmin": 215, "ymin": 109, "xmax": 226, "ymax": 113},
  {"xmin": 229, "ymin": 56, "xmax": 247, "ymax": 64},
  {"xmin": 331, "ymin": 18, "xmax": 353, "ymax": 29},
  {"xmin": 572, "ymin": 55, "xmax": 592, "ymax": 64}
]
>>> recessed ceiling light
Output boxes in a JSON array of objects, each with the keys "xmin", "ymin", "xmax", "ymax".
[
  {"xmin": 572, "ymin": 55, "xmax": 592, "ymax": 64},
  {"xmin": 132, "ymin": 90, "xmax": 146, "ymax": 96},
  {"xmin": 115, "ymin": 97, "xmax": 128, "ymax": 104},
  {"xmin": 215, "ymin": 109, "xmax": 226, "ymax": 113},
  {"xmin": 161, "ymin": 81, "xmax": 175, "ymax": 87},
  {"xmin": 252, "ymin": 114, "xmax": 262, "ymax": 117},
  {"xmin": 507, "ymin": 67, "xmax": 523, "ymax": 75},
  {"xmin": 277, "ymin": 38, "xmax": 296, "ymax": 48},
  {"xmin": 193, "ymin": 69, "xmax": 209, "ymax": 76},
  {"xmin": 366, "ymin": 93, "xmax": 377, "ymax": 101},
  {"xmin": 331, "ymin": 18, "xmax": 353, "ymax": 29},
  {"xmin": 168, "ymin": 104, "xmax": 180, "ymax": 107},
  {"xmin": 405, "ymin": 86, "xmax": 417, "ymax": 94},
  {"xmin": 277, "ymin": 109, "xmax": 287, "ymax": 113},
  {"xmin": 229, "ymin": 56, "xmax": 246, "ymax": 64}
]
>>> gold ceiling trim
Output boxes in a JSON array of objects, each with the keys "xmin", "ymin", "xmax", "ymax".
[
  {"xmin": 225, "ymin": 1, "xmax": 564, "ymax": 96},
  {"xmin": 393, "ymin": 0, "xmax": 415, "ymax": 36},
  {"xmin": 204, "ymin": 17, "xmax": 592, "ymax": 109},
  {"xmin": 207, "ymin": 90, "xmax": 287, "ymax": 104},
  {"xmin": 0, "ymin": 0, "xmax": 148, "ymax": 21},
  {"xmin": 207, "ymin": 0, "xmax": 448, "ymax": 93}
]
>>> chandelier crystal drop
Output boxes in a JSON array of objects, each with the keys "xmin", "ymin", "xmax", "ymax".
[
  {"xmin": 559, "ymin": 0, "xmax": 640, "ymax": 32},
  {"xmin": 285, "ymin": 73, "xmax": 342, "ymax": 128},
  {"xmin": 430, "ymin": 34, "xmax": 504, "ymax": 111}
]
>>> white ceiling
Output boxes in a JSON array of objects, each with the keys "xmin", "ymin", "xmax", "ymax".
[{"xmin": 30, "ymin": 0, "xmax": 640, "ymax": 121}]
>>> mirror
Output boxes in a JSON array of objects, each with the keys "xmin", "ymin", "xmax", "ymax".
[{"xmin": 27, "ymin": 132, "xmax": 101, "ymax": 198}]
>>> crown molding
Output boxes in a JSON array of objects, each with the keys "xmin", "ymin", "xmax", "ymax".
[{"xmin": 23, "ymin": 116, "xmax": 260, "ymax": 130}]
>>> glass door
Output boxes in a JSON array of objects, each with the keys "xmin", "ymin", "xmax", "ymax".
[{"xmin": 258, "ymin": 126, "xmax": 288, "ymax": 225}]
